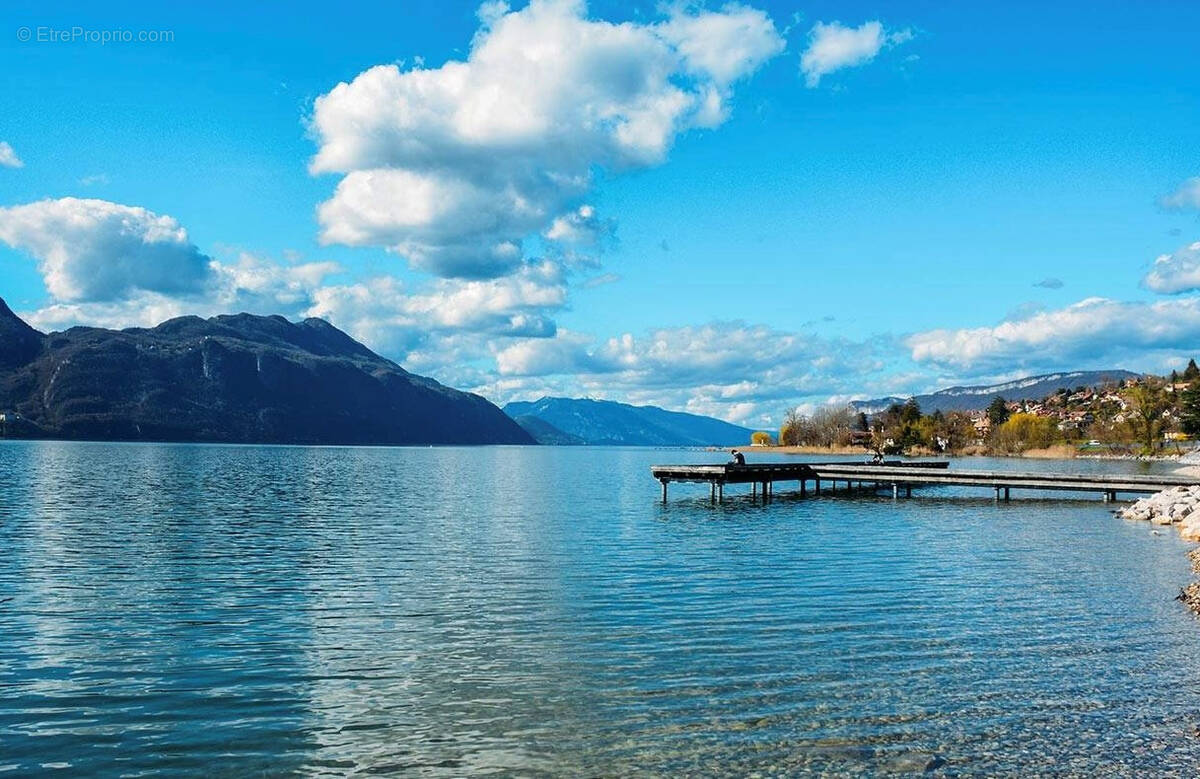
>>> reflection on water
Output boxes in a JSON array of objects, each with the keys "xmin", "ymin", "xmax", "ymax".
[{"xmin": 2, "ymin": 442, "xmax": 1200, "ymax": 775}]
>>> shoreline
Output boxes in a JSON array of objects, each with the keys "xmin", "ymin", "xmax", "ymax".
[{"xmin": 755, "ymin": 444, "xmax": 1196, "ymax": 465}]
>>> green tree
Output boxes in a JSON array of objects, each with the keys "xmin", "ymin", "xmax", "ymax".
[
  {"xmin": 1126, "ymin": 380, "xmax": 1169, "ymax": 453},
  {"xmin": 1185, "ymin": 359, "xmax": 1200, "ymax": 381},
  {"xmin": 986, "ymin": 396, "xmax": 1010, "ymax": 427},
  {"xmin": 1179, "ymin": 381, "xmax": 1200, "ymax": 436},
  {"xmin": 993, "ymin": 413, "xmax": 1058, "ymax": 453}
]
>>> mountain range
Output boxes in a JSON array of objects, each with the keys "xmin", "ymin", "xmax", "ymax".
[
  {"xmin": 0, "ymin": 298, "xmax": 532, "ymax": 445},
  {"xmin": 503, "ymin": 396, "xmax": 754, "ymax": 446},
  {"xmin": 850, "ymin": 370, "xmax": 1141, "ymax": 415}
]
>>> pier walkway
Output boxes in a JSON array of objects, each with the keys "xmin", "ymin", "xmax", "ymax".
[{"xmin": 650, "ymin": 461, "xmax": 1197, "ymax": 504}]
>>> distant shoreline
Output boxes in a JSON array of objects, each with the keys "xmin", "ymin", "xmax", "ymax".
[{"xmin": 745, "ymin": 443, "xmax": 1194, "ymax": 464}]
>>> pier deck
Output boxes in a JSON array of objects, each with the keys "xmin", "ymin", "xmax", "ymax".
[{"xmin": 650, "ymin": 461, "xmax": 1197, "ymax": 504}]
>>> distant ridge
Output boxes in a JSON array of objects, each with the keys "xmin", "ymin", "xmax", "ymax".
[
  {"xmin": 509, "ymin": 414, "xmax": 586, "ymax": 445},
  {"xmin": 850, "ymin": 370, "xmax": 1140, "ymax": 414},
  {"xmin": 0, "ymin": 299, "xmax": 533, "ymax": 445},
  {"xmin": 503, "ymin": 396, "xmax": 753, "ymax": 446}
]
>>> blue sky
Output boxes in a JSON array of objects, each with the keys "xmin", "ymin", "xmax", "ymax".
[{"xmin": 2, "ymin": 0, "xmax": 1199, "ymax": 425}]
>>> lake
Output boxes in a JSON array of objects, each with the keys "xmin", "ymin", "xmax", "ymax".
[{"xmin": 2, "ymin": 441, "xmax": 1200, "ymax": 775}]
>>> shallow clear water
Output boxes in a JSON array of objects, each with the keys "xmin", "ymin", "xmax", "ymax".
[{"xmin": 2, "ymin": 442, "xmax": 1200, "ymax": 775}]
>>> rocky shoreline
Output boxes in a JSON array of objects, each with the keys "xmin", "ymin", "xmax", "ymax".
[{"xmin": 1118, "ymin": 487, "xmax": 1200, "ymax": 613}]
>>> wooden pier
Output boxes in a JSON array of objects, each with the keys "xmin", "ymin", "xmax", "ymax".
[{"xmin": 650, "ymin": 461, "xmax": 1198, "ymax": 504}]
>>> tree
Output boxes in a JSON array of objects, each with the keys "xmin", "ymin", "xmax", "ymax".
[
  {"xmin": 751, "ymin": 431, "xmax": 772, "ymax": 446},
  {"xmin": 779, "ymin": 405, "xmax": 858, "ymax": 448},
  {"xmin": 1181, "ymin": 381, "xmax": 1200, "ymax": 436},
  {"xmin": 779, "ymin": 407, "xmax": 803, "ymax": 446},
  {"xmin": 1185, "ymin": 359, "xmax": 1200, "ymax": 381},
  {"xmin": 807, "ymin": 405, "xmax": 856, "ymax": 447},
  {"xmin": 986, "ymin": 396, "xmax": 1010, "ymax": 427},
  {"xmin": 1126, "ymin": 380, "xmax": 1169, "ymax": 453},
  {"xmin": 993, "ymin": 413, "xmax": 1058, "ymax": 453}
]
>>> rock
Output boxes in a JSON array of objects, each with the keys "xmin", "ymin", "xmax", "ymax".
[{"xmin": 1178, "ymin": 582, "xmax": 1200, "ymax": 614}]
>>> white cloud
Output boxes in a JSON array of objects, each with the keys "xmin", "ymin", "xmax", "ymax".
[
  {"xmin": 1143, "ymin": 241, "xmax": 1200, "ymax": 294},
  {"xmin": 657, "ymin": 3, "xmax": 788, "ymax": 86},
  {"xmin": 543, "ymin": 204, "xmax": 613, "ymax": 246},
  {"xmin": 309, "ymin": 0, "xmax": 783, "ymax": 278},
  {"xmin": 20, "ymin": 253, "xmax": 344, "ymax": 332},
  {"xmin": 800, "ymin": 20, "xmax": 911, "ymax": 87},
  {"xmin": 0, "ymin": 195, "xmax": 575, "ymax": 394},
  {"xmin": 907, "ymin": 296, "xmax": 1200, "ymax": 373},
  {"xmin": 1162, "ymin": 177, "xmax": 1200, "ymax": 211},
  {"xmin": 0, "ymin": 142, "xmax": 22, "ymax": 168},
  {"xmin": 0, "ymin": 198, "xmax": 212, "ymax": 302},
  {"xmin": 490, "ymin": 321, "xmax": 892, "ymax": 424},
  {"xmin": 306, "ymin": 260, "xmax": 568, "ymax": 356},
  {"xmin": 581, "ymin": 271, "xmax": 620, "ymax": 289}
]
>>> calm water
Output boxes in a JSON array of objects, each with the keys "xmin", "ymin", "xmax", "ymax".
[{"xmin": 3, "ymin": 442, "xmax": 1200, "ymax": 776}]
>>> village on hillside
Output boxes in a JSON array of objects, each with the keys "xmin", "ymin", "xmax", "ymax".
[{"xmin": 771, "ymin": 360, "xmax": 1200, "ymax": 457}]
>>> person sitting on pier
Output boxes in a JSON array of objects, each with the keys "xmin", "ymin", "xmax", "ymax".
[{"xmin": 728, "ymin": 449, "xmax": 746, "ymax": 466}]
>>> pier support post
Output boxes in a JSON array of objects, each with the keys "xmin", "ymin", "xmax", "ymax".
[
  {"xmin": 815, "ymin": 478, "xmax": 821, "ymax": 495},
  {"xmin": 994, "ymin": 486, "xmax": 1001, "ymax": 502},
  {"xmin": 711, "ymin": 482, "xmax": 717, "ymax": 503},
  {"xmin": 661, "ymin": 479, "xmax": 668, "ymax": 504},
  {"xmin": 718, "ymin": 482, "xmax": 724, "ymax": 504},
  {"xmin": 905, "ymin": 485, "xmax": 912, "ymax": 498},
  {"xmin": 752, "ymin": 482, "xmax": 757, "ymax": 500},
  {"xmin": 1004, "ymin": 487, "xmax": 1010, "ymax": 501},
  {"xmin": 892, "ymin": 483, "xmax": 898, "ymax": 499},
  {"xmin": 800, "ymin": 480, "xmax": 807, "ymax": 498}
]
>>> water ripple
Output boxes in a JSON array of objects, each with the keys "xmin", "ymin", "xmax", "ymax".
[{"xmin": 2, "ymin": 442, "xmax": 1200, "ymax": 775}]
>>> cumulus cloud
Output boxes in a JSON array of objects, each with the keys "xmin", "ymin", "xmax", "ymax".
[
  {"xmin": 0, "ymin": 198, "xmax": 212, "ymax": 302},
  {"xmin": 543, "ymin": 204, "xmax": 613, "ymax": 247},
  {"xmin": 305, "ymin": 260, "xmax": 568, "ymax": 356},
  {"xmin": 1161, "ymin": 177, "xmax": 1200, "ymax": 211},
  {"xmin": 491, "ymin": 321, "xmax": 894, "ymax": 424},
  {"xmin": 0, "ymin": 142, "xmax": 22, "ymax": 168},
  {"xmin": 309, "ymin": 0, "xmax": 784, "ymax": 278},
  {"xmin": 0, "ymin": 194, "xmax": 577, "ymax": 397},
  {"xmin": 21, "ymin": 253, "xmax": 344, "ymax": 332},
  {"xmin": 1143, "ymin": 241, "xmax": 1200, "ymax": 294},
  {"xmin": 907, "ymin": 296, "xmax": 1200, "ymax": 373},
  {"xmin": 800, "ymin": 20, "xmax": 911, "ymax": 87}
]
